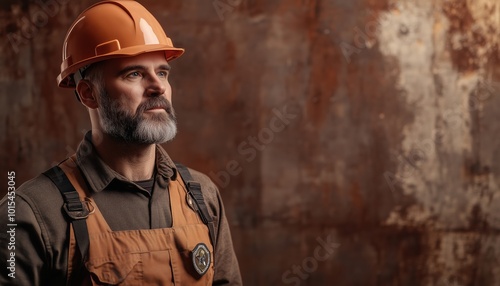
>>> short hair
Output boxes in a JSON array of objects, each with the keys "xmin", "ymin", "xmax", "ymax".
[{"xmin": 83, "ymin": 63, "xmax": 104, "ymax": 93}]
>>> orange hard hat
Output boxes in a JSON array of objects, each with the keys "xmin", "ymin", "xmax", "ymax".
[{"xmin": 57, "ymin": 0, "xmax": 184, "ymax": 88}]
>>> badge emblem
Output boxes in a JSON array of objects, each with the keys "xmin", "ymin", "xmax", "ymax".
[{"xmin": 191, "ymin": 243, "xmax": 211, "ymax": 276}]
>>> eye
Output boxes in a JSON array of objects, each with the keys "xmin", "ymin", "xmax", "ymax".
[
  {"xmin": 127, "ymin": 71, "xmax": 141, "ymax": 78},
  {"xmin": 157, "ymin": 70, "xmax": 169, "ymax": 78}
]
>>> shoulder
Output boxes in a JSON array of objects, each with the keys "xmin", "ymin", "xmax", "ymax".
[
  {"xmin": 14, "ymin": 172, "xmax": 65, "ymax": 209},
  {"xmin": 2, "ymin": 171, "xmax": 67, "ymax": 241},
  {"xmin": 187, "ymin": 168, "xmax": 219, "ymax": 194},
  {"xmin": 184, "ymin": 167, "xmax": 220, "ymax": 200},
  {"xmin": 180, "ymin": 166, "xmax": 223, "ymax": 217},
  {"xmin": 16, "ymin": 172, "xmax": 58, "ymax": 193}
]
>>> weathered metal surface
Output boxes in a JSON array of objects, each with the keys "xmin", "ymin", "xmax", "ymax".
[{"xmin": 1, "ymin": 0, "xmax": 499, "ymax": 285}]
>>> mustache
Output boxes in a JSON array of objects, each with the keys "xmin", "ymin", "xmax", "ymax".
[{"xmin": 136, "ymin": 97, "xmax": 174, "ymax": 116}]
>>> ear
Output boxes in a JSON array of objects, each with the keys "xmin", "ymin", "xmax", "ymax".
[{"xmin": 76, "ymin": 79, "xmax": 99, "ymax": 109}]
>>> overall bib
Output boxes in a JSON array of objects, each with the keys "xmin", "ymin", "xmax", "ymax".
[{"xmin": 59, "ymin": 158, "xmax": 214, "ymax": 286}]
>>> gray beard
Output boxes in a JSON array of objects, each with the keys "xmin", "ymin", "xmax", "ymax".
[{"xmin": 97, "ymin": 90, "xmax": 177, "ymax": 144}]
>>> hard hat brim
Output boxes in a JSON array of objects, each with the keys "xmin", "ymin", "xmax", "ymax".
[{"xmin": 57, "ymin": 45, "xmax": 184, "ymax": 88}]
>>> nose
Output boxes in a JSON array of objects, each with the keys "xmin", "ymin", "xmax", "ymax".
[{"xmin": 145, "ymin": 74, "xmax": 167, "ymax": 97}]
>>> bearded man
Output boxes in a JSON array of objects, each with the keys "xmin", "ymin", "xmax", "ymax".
[{"xmin": 0, "ymin": 1, "xmax": 242, "ymax": 285}]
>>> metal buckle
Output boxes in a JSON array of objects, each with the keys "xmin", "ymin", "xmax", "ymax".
[
  {"xmin": 63, "ymin": 201, "xmax": 90, "ymax": 220},
  {"xmin": 84, "ymin": 197, "xmax": 96, "ymax": 215}
]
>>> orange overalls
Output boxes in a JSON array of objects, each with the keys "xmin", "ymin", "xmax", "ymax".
[{"xmin": 58, "ymin": 158, "xmax": 214, "ymax": 285}]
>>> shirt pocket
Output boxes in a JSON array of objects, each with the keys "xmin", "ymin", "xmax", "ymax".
[{"xmin": 86, "ymin": 253, "xmax": 142, "ymax": 285}]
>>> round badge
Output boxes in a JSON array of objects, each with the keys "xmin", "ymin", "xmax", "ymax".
[{"xmin": 191, "ymin": 243, "xmax": 211, "ymax": 276}]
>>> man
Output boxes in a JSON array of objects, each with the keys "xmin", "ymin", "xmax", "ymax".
[{"xmin": 0, "ymin": 1, "xmax": 242, "ymax": 285}]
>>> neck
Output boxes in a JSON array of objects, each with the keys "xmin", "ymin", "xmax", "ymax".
[{"xmin": 91, "ymin": 130, "xmax": 156, "ymax": 181}]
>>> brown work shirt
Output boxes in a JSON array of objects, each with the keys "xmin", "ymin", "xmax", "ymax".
[{"xmin": 0, "ymin": 132, "xmax": 242, "ymax": 285}]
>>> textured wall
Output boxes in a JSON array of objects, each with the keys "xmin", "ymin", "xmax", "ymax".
[{"xmin": 1, "ymin": 0, "xmax": 500, "ymax": 285}]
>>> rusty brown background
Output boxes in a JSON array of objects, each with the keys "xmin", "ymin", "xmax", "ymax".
[{"xmin": 1, "ymin": 0, "xmax": 500, "ymax": 285}]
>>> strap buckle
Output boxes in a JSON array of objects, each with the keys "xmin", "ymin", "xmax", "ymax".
[
  {"xmin": 186, "ymin": 181, "xmax": 202, "ymax": 192},
  {"xmin": 63, "ymin": 201, "xmax": 91, "ymax": 220}
]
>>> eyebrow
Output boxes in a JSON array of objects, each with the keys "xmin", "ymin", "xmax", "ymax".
[
  {"xmin": 118, "ymin": 64, "xmax": 171, "ymax": 76},
  {"xmin": 158, "ymin": 64, "xmax": 171, "ymax": 71}
]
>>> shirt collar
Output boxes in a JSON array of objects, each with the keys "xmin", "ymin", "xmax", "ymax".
[{"xmin": 75, "ymin": 131, "xmax": 177, "ymax": 192}]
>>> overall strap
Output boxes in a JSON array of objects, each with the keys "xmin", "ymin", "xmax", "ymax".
[
  {"xmin": 175, "ymin": 163, "xmax": 217, "ymax": 250},
  {"xmin": 43, "ymin": 165, "xmax": 90, "ymax": 264}
]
